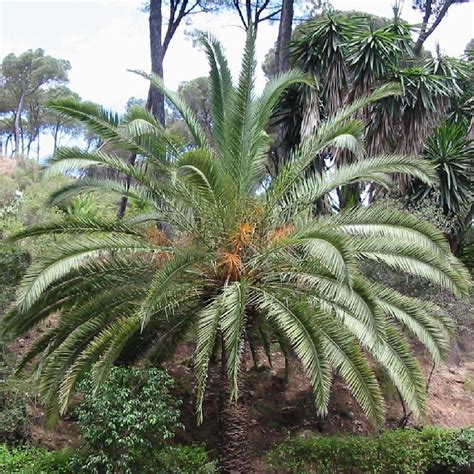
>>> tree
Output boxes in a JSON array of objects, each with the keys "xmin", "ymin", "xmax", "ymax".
[
  {"xmin": 276, "ymin": 10, "xmax": 466, "ymax": 206},
  {"xmin": 2, "ymin": 32, "xmax": 470, "ymax": 472},
  {"xmin": 42, "ymin": 86, "xmax": 82, "ymax": 152},
  {"xmin": 129, "ymin": 1, "xmax": 218, "ymax": 220},
  {"xmin": 0, "ymin": 49, "xmax": 70, "ymax": 156},
  {"xmin": 224, "ymin": 0, "xmax": 282, "ymax": 30},
  {"xmin": 167, "ymin": 76, "xmax": 211, "ymax": 143},
  {"xmin": 146, "ymin": 0, "xmax": 217, "ymax": 124},
  {"xmin": 412, "ymin": 0, "xmax": 470, "ymax": 55}
]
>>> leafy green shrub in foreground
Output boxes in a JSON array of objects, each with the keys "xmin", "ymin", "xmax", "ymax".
[
  {"xmin": 70, "ymin": 366, "xmax": 215, "ymax": 473},
  {"xmin": 266, "ymin": 427, "xmax": 474, "ymax": 473},
  {"xmin": 0, "ymin": 444, "xmax": 72, "ymax": 473},
  {"xmin": 0, "ymin": 443, "xmax": 216, "ymax": 473},
  {"xmin": 150, "ymin": 445, "xmax": 218, "ymax": 473}
]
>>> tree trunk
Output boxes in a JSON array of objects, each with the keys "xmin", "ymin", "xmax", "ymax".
[
  {"xmin": 218, "ymin": 343, "xmax": 253, "ymax": 473},
  {"xmin": 20, "ymin": 124, "xmax": 25, "ymax": 156},
  {"xmin": 275, "ymin": 0, "xmax": 293, "ymax": 74},
  {"xmin": 117, "ymin": 153, "xmax": 137, "ymax": 219},
  {"xmin": 36, "ymin": 134, "xmax": 40, "ymax": 163},
  {"xmin": 147, "ymin": 0, "xmax": 166, "ymax": 125},
  {"xmin": 413, "ymin": 0, "xmax": 454, "ymax": 56},
  {"xmin": 5, "ymin": 135, "xmax": 12, "ymax": 156},
  {"xmin": 13, "ymin": 92, "xmax": 25, "ymax": 157},
  {"xmin": 26, "ymin": 136, "xmax": 33, "ymax": 158},
  {"xmin": 273, "ymin": 0, "xmax": 294, "ymax": 174},
  {"xmin": 53, "ymin": 121, "xmax": 60, "ymax": 152}
]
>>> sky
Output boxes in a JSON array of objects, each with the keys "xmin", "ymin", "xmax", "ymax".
[{"xmin": 1, "ymin": 0, "xmax": 473, "ymax": 115}]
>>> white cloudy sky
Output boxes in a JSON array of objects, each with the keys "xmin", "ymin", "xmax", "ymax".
[{"xmin": 1, "ymin": 0, "xmax": 473, "ymax": 114}]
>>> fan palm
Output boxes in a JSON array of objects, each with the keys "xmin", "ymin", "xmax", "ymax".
[{"xmin": 1, "ymin": 31, "xmax": 471, "ymax": 472}]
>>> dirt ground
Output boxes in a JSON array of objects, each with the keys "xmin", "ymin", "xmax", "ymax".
[{"xmin": 0, "ymin": 155, "xmax": 17, "ymax": 176}]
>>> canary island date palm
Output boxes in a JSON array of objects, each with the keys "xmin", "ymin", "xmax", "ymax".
[{"xmin": 1, "ymin": 31, "xmax": 471, "ymax": 472}]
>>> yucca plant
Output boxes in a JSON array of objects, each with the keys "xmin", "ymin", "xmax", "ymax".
[
  {"xmin": 1, "ymin": 31, "xmax": 471, "ymax": 472},
  {"xmin": 412, "ymin": 120, "xmax": 473, "ymax": 215},
  {"xmin": 281, "ymin": 10, "xmax": 466, "ymax": 206}
]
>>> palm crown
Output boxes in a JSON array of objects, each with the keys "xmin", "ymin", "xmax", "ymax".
[{"xmin": 2, "ymin": 31, "xmax": 470, "ymax": 447}]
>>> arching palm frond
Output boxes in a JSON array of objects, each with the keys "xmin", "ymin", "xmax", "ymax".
[{"xmin": 2, "ymin": 29, "xmax": 470, "ymax": 451}]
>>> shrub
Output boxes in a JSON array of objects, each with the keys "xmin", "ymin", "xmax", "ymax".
[
  {"xmin": 0, "ymin": 243, "xmax": 30, "ymax": 312},
  {"xmin": 0, "ymin": 362, "xmax": 34, "ymax": 442},
  {"xmin": 0, "ymin": 174, "xmax": 17, "ymax": 206},
  {"xmin": 0, "ymin": 443, "xmax": 216, "ymax": 474},
  {"xmin": 0, "ymin": 444, "xmax": 72, "ymax": 473},
  {"xmin": 151, "ymin": 445, "xmax": 218, "ymax": 473},
  {"xmin": 266, "ymin": 428, "xmax": 474, "ymax": 473},
  {"xmin": 70, "ymin": 366, "xmax": 185, "ymax": 473}
]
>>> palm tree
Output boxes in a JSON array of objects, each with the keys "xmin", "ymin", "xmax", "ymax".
[
  {"xmin": 282, "ymin": 10, "xmax": 466, "ymax": 205},
  {"xmin": 2, "ymin": 32, "xmax": 470, "ymax": 472}
]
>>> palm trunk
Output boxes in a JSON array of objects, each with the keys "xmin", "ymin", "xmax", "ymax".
[{"xmin": 218, "ymin": 343, "xmax": 253, "ymax": 473}]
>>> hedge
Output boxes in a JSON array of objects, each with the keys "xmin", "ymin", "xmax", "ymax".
[
  {"xmin": 266, "ymin": 427, "xmax": 474, "ymax": 473},
  {"xmin": 0, "ymin": 444, "xmax": 216, "ymax": 473}
]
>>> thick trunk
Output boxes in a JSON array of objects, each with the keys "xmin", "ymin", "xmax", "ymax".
[
  {"xmin": 273, "ymin": 0, "xmax": 294, "ymax": 173},
  {"xmin": 275, "ymin": 0, "xmax": 293, "ymax": 74},
  {"xmin": 13, "ymin": 92, "xmax": 25, "ymax": 157},
  {"xmin": 147, "ymin": 0, "xmax": 165, "ymax": 125},
  {"xmin": 218, "ymin": 343, "xmax": 253, "ymax": 473},
  {"xmin": 119, "ymin": 0, "xmax": 164, "ymax": 220}
]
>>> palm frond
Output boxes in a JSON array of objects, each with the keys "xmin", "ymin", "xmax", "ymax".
[
  {"xmin": 220, "ymin": 280, "xmax": 249, "ymax": 400},
  {"xmin": 254, "ymin": 287, "xmax": 332, "ymax": 414},
  {"xmin": 194, "ymin": 295, "xmax": 223, "ymax": 423},
  {"xmin": 138, "ymin": 249, "xmax": 203, "ymax": 328},
  {"xmin": 132, "ymin": 70, "xmax": 211, "ymax": 152},
  {"xmin": 16, "ymin": 234, "xmax": 153, "ymax": 312},
  {"xmin": 317, "ymin": 312, "xmax": 385, "ymax": 427}
]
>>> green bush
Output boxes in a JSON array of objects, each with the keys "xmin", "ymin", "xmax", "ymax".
[
  {"xmin": 0, "ymin": 174, "xmax": 17, "ymax": 207},
  {"xmin": 150, "ymin": 445, "xmax": 217, "ymax": 473},
  {"xmin": 0, "ymin": 243, "xmax": 30, "ymax": 312},
  {"xmin": 70, "ymin": 366, "xmax": 204, "ymax": 473},
  {"xmin": 0, "ymin": 443, "xmax": 216, "ymax": 473},
  {"xmin": 266, "ymin": 428, "xmax": 474, "ymax": 473},
  {"xmin": 0, "ymin": 444, "xmax": 72, "ymax": 473},
  {"xmin": 0, "ymin": 361, "xmax": 36, "ymax": 443}
]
